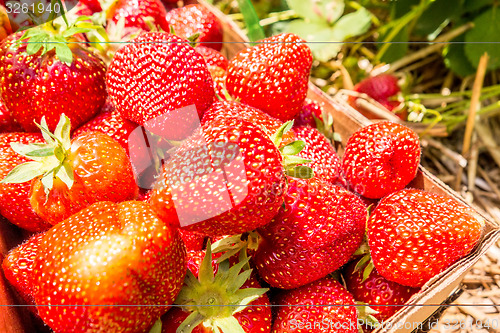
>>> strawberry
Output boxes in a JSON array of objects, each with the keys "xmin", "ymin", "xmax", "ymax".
[
  {"xmin": 33, "ymin": 200, "xmax": 187, "ymax": 333},
  {"xmin": 0, "ymin": 27, "xmax": 107, "ymax": 133},
  {"xmin": 272, "ymin": 276, "xmax": 358, "ymax": 333},
  {"xmin": 342, "ymin": 121, "xmax": 420, "ymax": 199},
  {"xmin": 149, "ymin": 118, "xmax": 312, "ymax": 236},
  {"xmin": 106, "ymin": 32, "xmax": 215, "ymax": 140},
  {"xmin": 343, "ymin": 259, "xmax": 418, "ymax": 322},
  {"xmin": 78, "ymin": 0, "xmax": 102, "ymax": 13},
  {"xmin": 0, "ymin": 98, "xmax": 22, "ymax": 133},
  {"xmin": 294, "ymin": 99, "xmax": 324, "ymax": 128},
  {"xmin": 294, "ymin": 126, "xmax": 344, "ymax": 186},
  {"xmin": 253, "ymin": 178, "xmax": 366, "ymax": 289},
  {"xmin": 1, "ymin": 114, "xmax": 138, "ymax": 225},
  {"xmin": 196, "ymin": 45, "xmax": 228, "ymax": 69},
  {"xmin": 179, "ymin": 229, "xmax": 206, "ymax": 251},
  {"xmin": 226, "ymin": 33, "xmax": 312, "ymax": 122},
  {"xmin": 0, "ymin": 133, "xmax": 51, "ymax": 231},
  {"xmin": 354, "ymin": 74, "xmax": 401, "ymax": 111},
  {"xmin": 108, "ymin": 0, "xmax": 170, "ymax": 32},
  {"xmin": 367, "ymin": 188, "xmax": 484, "ymax": 287},
  {"xmin": 166, "ymin": 4, "xmax": 223, "ymax": 50},
  {"xmin": 162, "ymin": 246, "xmax": 272, "ymax": 333},
  {"xmin": 208, "ymin": 65, "xmax": 228, "ymax": 100}
]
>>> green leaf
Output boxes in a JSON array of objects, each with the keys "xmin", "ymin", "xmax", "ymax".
[
  {"xmin": 465, "ymin": 8, "xmax": 500, "ymax": 71},
  {"xmin": 53, "ymin": 114, "xmax": 72, "ymax": 149},
  {"xmin": 176, "ymin": 312, "xmax": 205, "ymax": 333},
  {"xmin": 198, "ymin": 241, "xmax": 215, "ymax": 284},
  {"xmin": 38, "ymin": 117, "xmax": 55, "ymax": 144},
  {"xmin": 443, "ymin": 35, "xmax": 476, "ymax": 77},
  {"xmin": 62, "ymin": 27, "xmax": 91, "ymax": 38},
  {"xmin": 270, "ymin": 121, "xmax": 294, "ymax": 147},
  {"xmin": 331, "ymin": 8, "xmax": 372, "ymax": 41},
  {"xmin": 286, "ymin": 165, "xmax": 314, "ymax": 179},
  {"xmin": 413, "ymin": 0, "xmax": 463, "ymax": 37},
  {"xmin": 280, "ymin": 140, "xmax": 306, "ymax": 156},
  {"xmin": 286, "ymin": 0, "xmax": 344, "ymax": 25},
  {"xmin": 283, "ymin": 154, "xmax": 311, "ymax": 166},
  {"xmin": 55, "ymin": 163, "xmax": 74, "ymax": 189},
  {"xmin": 54, "ymin": 42, "xmax": 73, "ymax": 65},
  {"xmin": 10, "ymin": 142, "xmax": 51, "ymax": 158},
  {"xmin": 287, "ymin": 20, "xmax": 341, "ymax": 62},
  {"xmin": 377, "ymin": 26, "xmax": 409, "ymax": 64},
  {"xmin": 41, "ymin": 172, "xmax": 54, "ymax": 194},
  {"xmin": 236, "ymin": 0, "xmax": 265, "ymax": 42},
  {"xmin": 148, "ymin": 319, "xmax": 162, "ymax": 333},
  {"xmin": 214, "ymin": 316, "xmax": 246, "ymax": 333},
  {"xmin": 25, "ymin": 34, "xmax": 46, "ymax": 55},
  {"xmin": 362, "ymin": 260, "xmax": 375, "ymax": 283},
  {"xmin": 462, "ymin": 0, "xmax": 493, "ymax": 13},
  {"xmin": 0, "ymin": 162, "xmax": 44, "ymax": 184}
]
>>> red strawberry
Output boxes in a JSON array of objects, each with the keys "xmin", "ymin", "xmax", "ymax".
[
  {"xmin": 162, "ymin": 246, "xmax": 272, "ymax": 333},
  {"xmin": 355, "ymin": 75, "xmax": 400, "ymax": 108},
  {"xmin": 166, "ymin": 4, "xmax": 223, "ymax": 50},
  {"xmin": 0, "ymin": 133, "xmax": 51, "ymax": 231},
  {"xmin": 343, "ymin": 259, "xmax": 418, "ymax": 322},
  {"xmin": 179, "ymin": 229, "xmax": 206, "ymax": 251},
  {"xmin": 0, "ymin": 98, "xmax": 22, "ymax": 133},
  {"xmin": 367, "ymin": 188, "xmax": 484, "ymax": 287},
  {"xmin": 294, "ymin": 126, "xmax": 344, "ymax": 186},
  {"xmin": 2, "ymin": 115, "xmax": 138, "ymax": 225},
  {"xmin": 0, "ymin": 29, "xmax": 107, "ymax": 132},
  {"xmin": 108, "ymin": 0, "xmax": 169, "ymax": 32},
  {"xmin": 196, "ymin": 45, "xmax": 228, "ymax": 69},
  {"xmin": 33, "ymin": 200, "xmax": 187, "ymax": 333},
  {"xmin": 2, "ymin": 233, "xmax": 44, "ymax": 309},
  {"xmin": 294, "ymin": 99, "xmax": 324, "ymax": 128},
  {"xmin": 253, "ymin": 178, "xmax": 366, "ymax": 289},
  {"xmin": 78, "ymin": 0, "xmax": 102, "ymax": 13},
  {"xmin": 226, "ymin": 33, "xmax": 312, "ymax": 122},
  {"xmin": 106, "ymin": 32, "xmax": 215, "ymax": 140},
  {"xmin": 207, "ymin": 65, "xmax": 228, "ymax": 100},
  {"xmin": 272, "ymin": 276, "xmax": 358, "ymax": 333},
  {"xmin": 342, "ymin": 121, "xmax": 420, "ymax": 199}
]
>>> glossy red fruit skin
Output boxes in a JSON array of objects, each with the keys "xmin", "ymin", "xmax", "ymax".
[
  {"xmin": 196, "ymin": 46, "xmax": 228, "ymax": 69},
  {"xmin": 355, "ymin": 74, "xmax": 400, "ymax": 109},
  {"xmin": 0, "ymin": 33, "xmax": 107, "ymax": 133},
  {"xmin": 149, "ymin": 118, "xmax": 286, "ymax": 236},
  {"xmin": 254, "ymin": 178, "xmax": 366, "ymax": 289},
  {"xmin": 294, "ymin": 126, "xmax": 344, "ymax": 186},
  {"xmin": 367, "ymin": 188, "xmax": 484, "ymax": 288},
  {"xmin": 30, "ymin": 131, "xmax": 139, "ymax": 225},
  {"xmin": 0, "ymin": 133, "xmax": 52, "ymax": 232},
  {"xmin": 78, "ymin": 0, "xmax": 102, "ymax": 12},
  {"xmin": 33, "ymin": 201, "xmax": 187, "ymax": 333},
  {"xmin": 106, "ymin": 32, "xmax": 215, "ymax": 140},
  {"xmin": 0, "ymin": 98, "xmax": 22, "ymax": 132},
  {"xmin": 294, "ymin": 99, "xmax": 324, "ymax": 128},
  {"xmin": 342, "ymin": 121, "xmax": 421, "ymax": 199},
  {"xmin": 272, "ymin": 276, "xmax": 358, "ymax": 333},
  {"xmin": 207, "ymin": 65, "xmax": 228, "ymax": 100},
  {"xmin": 109, "ymin": 0, "xmax": 169, "ymax": 32},
  {"xmin": 226, "ymin": 33, "xmax": 312, "ymax": 122},
  {"xmin": 166, "ymin": 4, "xmax": 223, "ymax": 51},
  {"xmin": 343, "ymin": 260, "xmax": 418, "ymax": 322},
  {"xmin": 179, "ymin": 229, "xmax": 206, "ymax": 251}
]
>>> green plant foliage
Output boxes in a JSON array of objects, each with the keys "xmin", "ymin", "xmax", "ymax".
[
  {"xmin": 443, "ymin": 35, "xmax": 476, "ymax": 77},
  {"xmin": 464, "ymin": 8, "xmax": 500, "ymax": 71},
  {"xmin": 413, "ymin": 0, "xmax": 463, "ymax": 37}
]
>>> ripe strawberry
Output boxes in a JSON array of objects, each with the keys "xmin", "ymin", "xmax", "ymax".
[
  {"xmin": 0, "ymin": 98, "xmax": 22, "ymax": 133},
  {"xmin": 342, "ymin": 121, "xmax": 420, "ymax": 199},
  {"xmin": 162, "ymin": 246, "xmax": 272, "ymax": 333},
  {"xmin": 106, "ymin": 32, "xmax": 215, "ymax": 140},
  {"xmin": 0, "ymin": 29, "xmax": 107, "ymax": 132},
  {"xmin": 108, "ymin": 0, "xmax": 170, "ymax": 32},
  {"xmin": 343, "ymin": 259, "xmax": 418, "ymax": 322},
  {"xmin": 2, "ymin": 115, "xmax": 138, "ymax": 225},
  {"xmin": 33, "ymin": 200, "xmax": 187, "ymax": 333},
  {"xmin": 179, "ymin": 229, "xmax": 206, "ymax": 251},
  {"xmin": 208, "ymin": 65, "xmax": 228, "ymax": 100},
  {"xmin": 0, "ymin": 133, "xmax": 51, "ymax": 231},
  {"xmin": 367, "ymin": 188, "xmax": 484, "ymax": 287},
  {"xmin": 2, "ymin": 233, "xmax": 44, "ymax": 309},
  {"xmin": 294, "ymin": 99, "xmax": 324, "ymax": 128},
  {"xmin": 294, "ymin": 126, "xmax": 344, "ymax": 186},
  {"xmin": 149, "ymin": 118, "xmax": 311, "ymax": 236},
  {"xmin": 226, "ymin": 33, "xmax": 312, "ymax": 122},
  {"xmin": 354, "ymin": 74, "xmax": 401, "ymax": 111},
  {"xmin": 196, "ymin": 45, "xmax": 228, "ymax": 69},
  {"xmin": 254, "ymin": 178, "xmax": 366, "ymax": 289},
  {"xmin": 272, "ymin": 276, "xmax": 358, "ymax": 333},
  {"xmin": 166, "ymin": 4, "xmax": 223, "ymax": 50},
  {"xmin": 78, "ymin": 0, "xmax": 102, "ymax": 13}
]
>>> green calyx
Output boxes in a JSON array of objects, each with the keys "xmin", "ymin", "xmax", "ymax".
[
  {"xmin": 175, "ymin": 242, "xmax": 268, "ymax": 333},
  {"xmin": 315, "ymin": 109, "xmax": 342, "ymax": 143},
  {"xmin": 212, "ymin": 231, "xmax": 261, "ymax": 264},
  {"xmin": 271, "ymin": 121, "xmax": 314, "ymax": 179},
  {"xmin": 356, "ymin": 301, "xmax": 380, "ymax": 333},
  {"xmin": 353, "ymin": 240, "xmax": 375, "ymax": 283},
  {"xmin": 1, "ymin": 114, "xmax": 74, "ymax": 196}
]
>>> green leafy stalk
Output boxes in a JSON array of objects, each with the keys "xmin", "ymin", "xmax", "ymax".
[{"xmin": 236, "ymin": 0, "xmax": 265, "ymax": 42}]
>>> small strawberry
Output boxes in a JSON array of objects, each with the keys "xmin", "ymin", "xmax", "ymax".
[
  {"xmin": 226, "ymin": 33, "xmax": 312, "ymax": 122},
  {"xmin": 166, "ymin": 4, "xmax": 223, "ymax": 50},
  {"xmin": 294, "ymin": 99, "xmax": 324, "ymax": 128},
  {"xmin": 342, "ymin": 121, "xmax": 420, "ymax": 199},
  {"xmin": 1, "ymin": 114, "xmax": 138, "ymax": 225},
  {"xmin": 0, "ymin": 26, "xmax": 107, "ymax": 132},
  {"xmin": 272, "ymin": 276, "xmax": 358, "ymax": 333},
  {"xmin": 0, "ymin": 98, "xmax": 22, "ymax": 133},
  {"xmin": 107, "ymin": 0, "xmax": 170, "ymax": 32},
  {"xmin": 208, "ymin": 65, "xmax": 228, "ymax": 100},
  {"xmin": 179, "ymin": 229, "xmax": 206, "ymax": 252},
  {"xmin": 367, "ymin": 188, "xmax": 484, "ymax": 287},
  {"xmin": 0, "ymin": 133, "xmax": 51, "ymax": 231},
  {"xmin": 196, "ymin": 45, "xmax": 228, "ymax": 69},
  {"xmin": 343, "ymin": 258, "xmax": 418, "ymax": 323},
  {"xmin": 33, "ymin": 200, "xmax": 187, "ymax": 333},
  {"xmin": 106, "ymin": 32, "xmax": 215, "ymax": 140},
  {"xmin": 162, "ymin": 245, "xmax": 272, "ymax": 333}
]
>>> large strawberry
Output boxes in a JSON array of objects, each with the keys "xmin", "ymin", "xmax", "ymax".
[
  {"xmin": 226, "ymin": 33, "xmax": 312, "ymax": 122},
  {"xmin": 342, "ymin": 121, "xmax": 420, "ymax": 199},
  {"xmin": 1, "ymin": 114, "xmax": 138, "ymax": 225},
  {"xmin": 107, "ymin": 0, "xmax": 170, "ymax": 32},
  {"xmin": 0, "ymin": 98, "xmax": 22, "ymax": 133},
  {"xmin": 367, "ymin": 188, "xmax": 484, "ymax": 287},
  {"xmin": 0, "ymin": 133, "xmax": 51, "ymax": 231},
  {"xmin": 149, "ymin": 118, "xmax": 312, "ymax": 236},
  {"xmin": 272, "ymin": 276, "xmax": 358, "ymax": 333},
  {"xmin": 33, "ymin": 200, "xmax": 187, "ymax": 333},
  {"xmin": 106, "ymin": 32, "xmax": 215, "ymax": 140},
  {"xmin": 162, "ymin": 245, "xmax": 271, "ymax": 333},
  {"xmin": 166, "ymin": 4, "xmax": 223, "ymax": 50},
  {"xmin": 0, "ymin": 26, "xmax": 107, "ymax": 132}
]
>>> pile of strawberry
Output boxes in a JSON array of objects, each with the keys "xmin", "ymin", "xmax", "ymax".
[{"xmin": 0, "ymin": 1, "xmax": 485, "ymax": 333}]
